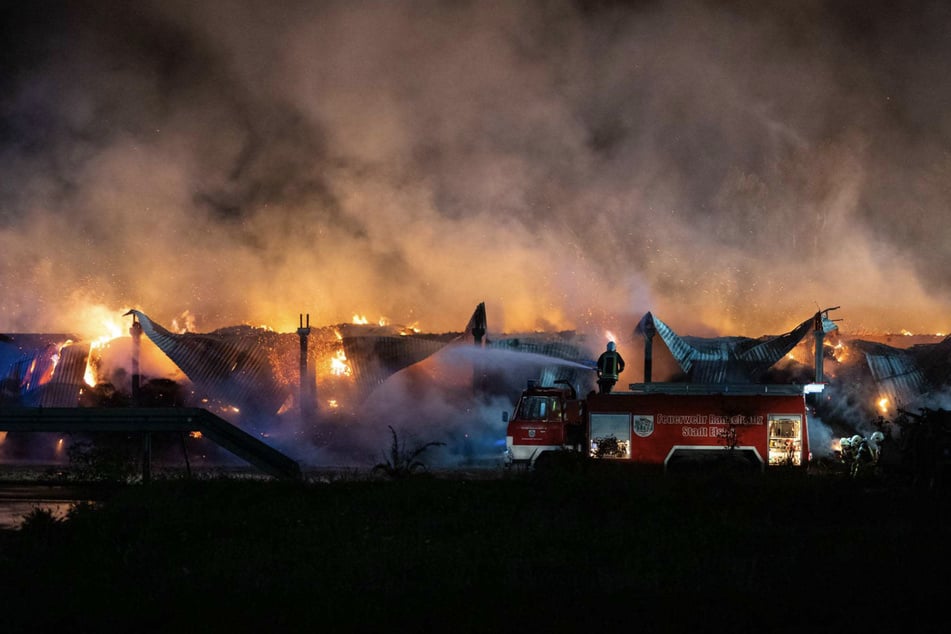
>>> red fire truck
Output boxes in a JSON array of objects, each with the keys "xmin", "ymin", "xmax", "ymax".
[{"xmin": 503, "ymin": 380, "xmax": 814, "ymax": 471}]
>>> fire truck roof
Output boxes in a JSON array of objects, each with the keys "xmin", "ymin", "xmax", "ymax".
[{"xmin": 625, "ymin": 382, "xmax": 810, "ymax": 396}]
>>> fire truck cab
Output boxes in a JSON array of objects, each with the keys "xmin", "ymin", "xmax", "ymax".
[
  {"xmin": 505, "ymin": 381, "xmax": 813, "ymax": 471},
  {"xmin": 503, "ymin": 380, "xmax": 585, "ymax": 467}
]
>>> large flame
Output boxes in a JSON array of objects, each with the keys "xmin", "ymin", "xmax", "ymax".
[
  {"xmin": 330, "ymin": 349, "xmax": 352, "ymax": 377},
  {"xmin": 81, "ymin": 310, "xmax": 130, "ymax": 387}
]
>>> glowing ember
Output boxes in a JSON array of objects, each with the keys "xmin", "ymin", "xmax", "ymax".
[
  {"xmin": 189, "ymin": 431, "xmax": 202, "ymax": 439},
  {"xmin": 877, "ymin": 396, "xmax": 889, "ymax": 414}
]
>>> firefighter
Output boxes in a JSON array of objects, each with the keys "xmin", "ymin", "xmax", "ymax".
[
  {"xmin": 596, "ymin": 341, "xmax": 625, "ymax": 394},
  {"xmin": 852, "ymin": 433, "xmax": 882, "ymax": 479},
  {"xmin": 868, "ymin": 430, "xmax": 885, "ymax": 464},
  {"xmin": 839, "ymin": 436, "xmax": 855, "ymax": 472}
]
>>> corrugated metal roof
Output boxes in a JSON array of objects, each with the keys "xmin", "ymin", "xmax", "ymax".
[
  {"xmin": 132, "ymin": 310, "xmax": 464, "ymax": 413},
  {"xmin": 910, "ymin": 334, "xmax": 951, "ymax": 390},
  {"xmin": 636, "ymin": 312, "xmax": 818, "ymax": 383},
  {"xmin": 341, "ymin": 335, "xmax": 450, "ymax": 395},
  {"xmin": 487, "ymin": 335, "xmax": 595, "ymax": 390},
  {"xmin": 130, "ymin": 310, "xmax": 292, "ymax": 418},
  {"xmin": 0, "ymin": 334, "xmax": 87, "ymax": 406},
  {"xmin": 864, "ymin": 352, "xmax": 927, "ymax": 409}
]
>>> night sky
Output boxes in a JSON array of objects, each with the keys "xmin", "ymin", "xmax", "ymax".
[{"xmin": 3, "ymin": 0, "xmax": 951, "ymax": 340}]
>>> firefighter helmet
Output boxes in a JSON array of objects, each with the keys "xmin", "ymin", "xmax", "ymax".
[
  {"xmin": 840, "ymin": 437, "xmax": 852, "ymax": 448},
  {"xmin": 871, "ymin": 431, "xmax": 885, "ymax": 444},
  {"xmin": 607, "ymin": 341, "xmax": 616, "ymax": 352},
  {"xmin": 851, "ymin": 434, "xmax": 863, "ymax": 445}
]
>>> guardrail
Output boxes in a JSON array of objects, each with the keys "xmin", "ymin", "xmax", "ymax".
[{"xmin": 0, "ymin": 407, "xmax": 302, "ymax": 481}]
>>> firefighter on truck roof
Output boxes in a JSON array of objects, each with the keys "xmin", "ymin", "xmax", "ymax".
[{"xmin": 596, "ymin": 341, "xmax": 625, "ymax": 394}]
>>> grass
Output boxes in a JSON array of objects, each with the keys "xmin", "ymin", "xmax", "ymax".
[{"xmin": 1, "ymin": 468, "xmax": 949, "ymax": 632}]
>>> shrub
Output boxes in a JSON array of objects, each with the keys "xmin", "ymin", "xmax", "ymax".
[{"xmin": 372, "ymin": 425, "xmax": 445, "ymax": 479}]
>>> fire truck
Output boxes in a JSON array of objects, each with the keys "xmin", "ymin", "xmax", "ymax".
[{"xmin": 503, "ymin": 380, "xmax": 814, "ymax": 471}]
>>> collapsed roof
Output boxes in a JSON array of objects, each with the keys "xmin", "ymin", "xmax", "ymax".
[
  {"xmin": 633, "ymin": 310, "xmax": 838, "ymax": 384},
  {"xmin": 5, "ymin": 304, "xmax": 950, "ymax": 432}
]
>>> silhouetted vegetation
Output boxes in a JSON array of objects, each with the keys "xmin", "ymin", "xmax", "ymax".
[
  {"xmin": 372, "ymin": 425, "xmax": 445, "ymax": 479},
  {"xmin": 1, "ymin": 469, "xmax": 948, "ymax": 632}
]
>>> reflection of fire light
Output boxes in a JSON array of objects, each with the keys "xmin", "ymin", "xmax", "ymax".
[
  {"xmin": 0, "ymin": 431, "xmax": 6, "ymax": 444},
  {"xmin": 331, "ymin": 350, "xmax": 352, "ymax": 376},
  {"xmin": 56, "ymin": 438, "xmax": 64, "ymax": 453},
  {"xmin": 49, "ymin": 342, "xmax": 68, "ymax": 378}
]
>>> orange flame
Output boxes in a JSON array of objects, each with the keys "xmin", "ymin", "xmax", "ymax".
[
  {"xmin": 82, "ymin": 314, "xmax": 128, "ymax": 386},
  {"xmin": 331, "ymin": 349, "xmax": 352, "ymax": 376},
  {"xmin": 399, "ymin": 323, "xmax": 421, "ymax": 336}
]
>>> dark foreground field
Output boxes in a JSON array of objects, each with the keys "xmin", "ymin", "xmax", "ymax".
[{"xmin": 1, "ymin": 466, "xmax": 949, "ymax": 633}]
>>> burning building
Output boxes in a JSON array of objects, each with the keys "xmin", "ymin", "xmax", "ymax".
[
  {"xmin": 4, "ymin": 300, "xmax": 951, "ymax": 471},
  {"xmin": 2, "ymin": 302, "xmax": 595, "ymax": 467}
]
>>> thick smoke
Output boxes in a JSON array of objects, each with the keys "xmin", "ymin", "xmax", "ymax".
[{"xmin": 3, "ymin": 0, "xmax": 951, "ymax": 340}]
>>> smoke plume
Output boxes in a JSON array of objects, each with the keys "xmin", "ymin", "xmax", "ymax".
[{"xmin": 3, "ymin": 0, "xmax": 951, "ymax": 341}]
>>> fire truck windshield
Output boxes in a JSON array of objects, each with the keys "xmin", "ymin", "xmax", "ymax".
[{"xmin": 518, "ymin": 396, "xmax": 559, "ymax": 421}]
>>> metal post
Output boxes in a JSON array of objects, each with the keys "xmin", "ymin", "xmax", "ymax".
[
  {"xmin": 129, "ymin": 314, "xmax": 142, "ymax": 405},
  {"xmin": 643, "ymin": 317, "xmax": 656, "ymax": 383},
  {"xmin": 142, "ymin": 431, "xmax": 152, "ymax": 484},
  {"xmin": 470, "ymin": 303, "xmax": 487, "ymax": 396},
  {"xmin": 180, "ymin": 432, "xmax": 192, "ymax": 479},
  {"xmin": 297, "ymin": 313, "xmax": 314, "ymax": 421}
]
